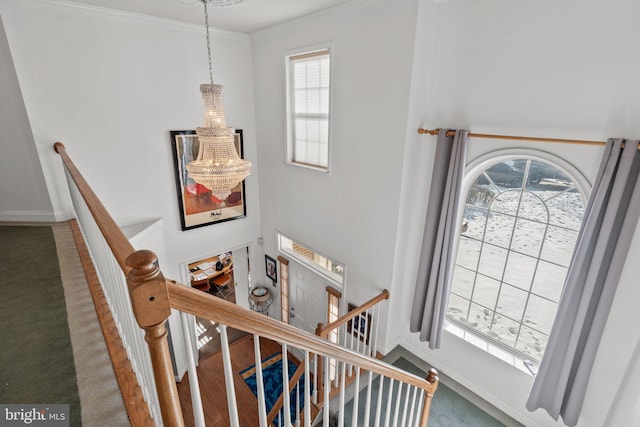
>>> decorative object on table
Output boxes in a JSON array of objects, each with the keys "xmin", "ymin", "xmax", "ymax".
[
  {"xmin": 265, "ymin": 254, "xmax": 277, "ymax": 283},
  {"xmin": 347, "ymin": 303, "xmax": 372, "ymax": 344},
  {"xmin": 171, "ymin": 129, "xmax": 246, "ymax": 230},
  {"xmin": 183, "ymin": 0, "xmax": 251, "ymax": 201},
  {"xmin": 249, "ymin": 286, "xmax": 272, "ymax": 315}
]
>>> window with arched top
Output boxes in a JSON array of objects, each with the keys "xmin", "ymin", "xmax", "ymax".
[{"xmin": 447, "ymin": 155, "xmax": 588, "ymax": 362}]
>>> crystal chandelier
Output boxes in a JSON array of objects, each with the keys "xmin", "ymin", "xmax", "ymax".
[{"xmin": 186, "ymin": 0, "xmax": 251, "ymax": 201}]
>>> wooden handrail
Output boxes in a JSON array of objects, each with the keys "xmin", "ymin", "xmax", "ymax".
[
  {"xmin": 54, "ymin": 142, "xmax": 135, "ymax": 274},
  {"xmin": 317, "ymin": 289, "xmax": 390, "ymax": 338},
  {"xmin": 167, "ymin": 281, "xmax": 434, "ymax": 392},
  {"xmin": 266, "ymin": 359, "xmax": 306, "ymax": 424}
]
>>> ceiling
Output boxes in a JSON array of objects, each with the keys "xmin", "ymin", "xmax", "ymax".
[{"xmin": 66, "ymin": 0, "xmax": 356, "ymax": 34}]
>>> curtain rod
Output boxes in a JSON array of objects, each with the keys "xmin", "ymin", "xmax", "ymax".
[{"xmin": 417, "ymin": 128, "xmax": 606, "ymax": 147}]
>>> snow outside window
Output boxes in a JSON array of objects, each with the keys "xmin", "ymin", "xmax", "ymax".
[
  {"xmin": 285, "ymin": 47, "xmax": 331, "ymax": 170},
  {"xmin": 448, "ymin": 157, "xmax": 587, "ymax": 363}
]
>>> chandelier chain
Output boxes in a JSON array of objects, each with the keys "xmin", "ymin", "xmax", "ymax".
[{"xmin": 203, "ymin": 0, "xmax": 214, "ymax": 86}]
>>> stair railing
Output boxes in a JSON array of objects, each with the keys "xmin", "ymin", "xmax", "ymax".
[
  {"xmin": 315, "ymin": 289, "xmax": 390, "ymax": 404},
  {"xmin": 55, "ymin": 142, "xmax": 438, "ymax": 427}
]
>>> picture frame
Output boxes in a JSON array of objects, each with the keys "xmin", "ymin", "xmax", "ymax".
[
  {"xmin": 171, "ymin": 129, "xmax": 246, "ymax": 230},
  {"xmin": 265, "ymin": 255, "xmax": 277, "ymax": 283},
  {"xmin": 347, "ymin": 303, "xmax": 372, "ymax": 344}
]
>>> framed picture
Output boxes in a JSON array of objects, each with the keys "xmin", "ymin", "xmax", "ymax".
[
  {"xmin": 265, "ymin": 255, "xmax": 277, "ymax": 283},
  {"xmin": 347, "ymin": 303, "xmax": 372, "ymax": 344},
  {"xmin": 171, "ymin": 129, "xmax": 246, "ymax": 230}
]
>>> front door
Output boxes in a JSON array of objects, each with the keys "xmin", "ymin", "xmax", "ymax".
[{"xmin": 289, "ymin": 263, "xmax": 327, "ymax": 335}]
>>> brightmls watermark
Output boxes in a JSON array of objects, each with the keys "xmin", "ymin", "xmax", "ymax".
[{"xmin": 0, "ymin": 405, "xmax": 68, "ymax": 426}]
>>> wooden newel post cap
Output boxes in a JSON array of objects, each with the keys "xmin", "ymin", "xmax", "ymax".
[
  {"xmin": 126, "ymin": 250, "xmax": 172, "ymax": 328},
  {"xmin": 425, "ymin": 368, "xmax": 439, "ymax": 393}
]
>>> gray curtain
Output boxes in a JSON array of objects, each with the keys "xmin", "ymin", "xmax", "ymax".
[
  {"xmin": 526, "ymin": 138, "xmax": 640, "ymax": 426},
  {"xmin": 410, "ymin": 129, "xmax": 469, "ymax": 349}
]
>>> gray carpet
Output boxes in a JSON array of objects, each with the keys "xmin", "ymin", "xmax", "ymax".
[
  {"xmin": 0, "ymin": 225, "xmax": 81, "ymax": 426},
  {"xmin": 342, "ymin": 357, "xmax": 505, "ymax": 426}
]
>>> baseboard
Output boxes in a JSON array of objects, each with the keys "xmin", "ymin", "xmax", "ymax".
[{"xmin": 0, "ymin": 210, "xmax": 59, "ymax": 222}]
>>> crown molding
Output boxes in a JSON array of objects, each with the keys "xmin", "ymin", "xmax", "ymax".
[{"xmin": 1, "ymin": 0, "xmax": 250, "ymax": 42}]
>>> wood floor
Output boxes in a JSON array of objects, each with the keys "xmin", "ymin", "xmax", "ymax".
[{"xmin": 176, "ymin": 335, "xmax": 302, "ymax": 427}]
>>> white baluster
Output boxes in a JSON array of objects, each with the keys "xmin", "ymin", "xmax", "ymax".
[
  {"xmin": 351, "ymin": 366, "xmax": 361, "ymax": 427},
  {"xmin": 337, "ymin": 360, "xmax": 346, "ymax": 427},
  {"xmin": 313, "ymin": 353, "xmax": 318, "ymax": 404},
  {"xmin": 392, "ymin": 382, "xmax": 403, "ymax": 427},
  {"xmin": 254, "ymin": 335, "xmax": 268, "ymax": 427},
  {"xmin": 407, "ymin": 386, "xmax": 418, "ymax": 427},
  {"xmin": 323, "ymin": 357, "xmax": 330, "ymax": 427},
  {"xmin": 414, "ymin": 390, "xmax": 425, "ymax": 427},
  {"xmin": 372, "ymin": 304, "xmax": 381, "ymax": 358},
  {"xmin": 180, "ymin": 311, "xmax": 205, "ymax": 427},
  {"xmin": 219, "ymin": 324, "xmax": 240, "ymax": 427},
  {"xmin": 363, "ymin": 371, "xmax": 373, "ymax": 427},
  {"xmin": 401, "ymin": 385, "xmax": 415, "ymax": 427},
  {"xmin": 383, "ymin": 378, "xmax": 394, "ymax": 427},
  {"xmin": 282, "ymin": 343, "xmax": 292, "ymax": 427},
  {"xmin": 374, "ymin": 375, "xmax": 384, "ymax": 427},
  {"xmin": 304, "ymin": 350, "xmax": 311, "ymax": 427},
  {"xmin": 296, "ymin": 381, "xmax": 301, "ymax": 427}
]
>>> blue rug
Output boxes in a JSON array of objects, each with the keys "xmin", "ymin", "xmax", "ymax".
[{"xmin": 240, "ymin": 353, "xmax": 312, "ymax": 424}]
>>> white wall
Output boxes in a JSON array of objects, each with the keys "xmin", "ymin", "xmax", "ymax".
[
  {"xmin": 0, "ymin": 0, "xmax": 262, "ymax": 282},
  {"xmin": 392, "ymin": 0, "xmax": 640, "ymax": 426},
  {"xmin": 251, "ymin": 0, "xmax": 419, "ymax": 337},
  {"xmin": 0, "ymin": 15, "xmax": 54, "ymax": 221}
]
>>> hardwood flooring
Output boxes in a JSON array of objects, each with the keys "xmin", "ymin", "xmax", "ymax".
[{"xmin": 177, "ymin": 335, "xmax": 292, "ymax": 427}]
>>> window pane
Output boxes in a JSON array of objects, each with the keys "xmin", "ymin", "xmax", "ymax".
[
  {"xmin": 523, "ymin": 294, "xmax": 558, "ymax": 335},
  {"xmin": 490, "ymin": 314, "xmax": 519, "ymax": 347},
  {"xmin": 451, "ymin": 266, "xmax": 475, "ymax": 299},
  {"xmin": 473, "ymin": 274, "xmax": 501, "ymax": 309},
  {"xmin": 539, "ymin": 226, "xmax": 579, "ymax": 267},
  {"xmin": 503, "ymin": 251, "xmax": 537, "ymax": 291},
  {"xmin": 467, "ymin": 182, "xmax": 497, "ymax": 208},
  {"xmin": 511, "ymin": 218, "xmax": 546, "ymax": 257},
  {"xmin": 496, "ymin": 283, "xmax": 528, "ymax": 321},
  {"xmin": 483, "ymin": 212, "xmax": 515, "ymax": 249},
  {"xmin": 518, "ymin": 192, "xmax": 548, "ymax": 223},
  {"xmin": 468, "ymin": 303, "xmax": 493, "ymax": 335},
  {"xmin": 547, "ymin": 191, "xmax": 585, "ymax": 230},
  {"xmin": 515, "ymin": 325, "xmax": 548, "ymax": 361},
  {"xmin": 456, "ymin": 236, "xmax": 482, "ymax": 270},
  {"xmin": 477, "ymin": 244, "xmax": 508, "ymax": 281},
  {"xmin": 462, "ymin": 206, "xmax": 487, "ymax": 240},
  {"xmin": 490, "ymin": 191, "xmax": 520, "ymax": 216},
  {"xmin": 447, "ymin": 293, "xmax": 471, "ymax": 323},
  {"xmin": 531, "ymin": 261, "xmax": 566, "ymax": 302}
]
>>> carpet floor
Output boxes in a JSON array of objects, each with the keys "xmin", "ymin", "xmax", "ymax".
[
  {"xmin": 0, "ymin": 225, "xmax": 81, "ymax": 426},
  {"xmin": 343, "ymin": 357, "xmax": 505, "ymax": 427}
]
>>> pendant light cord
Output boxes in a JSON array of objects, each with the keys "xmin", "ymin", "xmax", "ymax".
[{"xmin": 203, "ymin": 0, "xmax": 214, "ymax": 86}]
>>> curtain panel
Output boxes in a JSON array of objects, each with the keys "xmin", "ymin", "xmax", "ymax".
[
  {"xmin": 410, "ymin": 129, "xmax": 469, "ymax": 349},
  {"xmin": 527, "ymin": 138, "xmax": 640, "ymax": 426}
]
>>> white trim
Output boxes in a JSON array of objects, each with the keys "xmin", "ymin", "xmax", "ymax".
[
  {"xmin": 283, "ymin": 42, "xmax": 334, "ymax": 173},
  {"xmin": 2, "ymin": 0, "xmax": 250, "ymax": 41},
  {"xmin": 465, "ymin": 147, "xmax": 591, "ymax": 200},
  {"xmin": 0, "ymin": 210, "xmax": 59, "ymax": 222}
]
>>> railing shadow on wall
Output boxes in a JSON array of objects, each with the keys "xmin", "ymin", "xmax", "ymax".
[{"xmin": 54, "ymin": 142, "xmax": 439, "ymax": 427}]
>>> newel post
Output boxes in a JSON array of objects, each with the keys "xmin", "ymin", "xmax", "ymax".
[
  {"xmin": 419, "ymin": 368, "xmax": 439, "ymax": 427},
  {"xmin": 126, "ymin": 250, "xmax": 184, "ymax": 427}
]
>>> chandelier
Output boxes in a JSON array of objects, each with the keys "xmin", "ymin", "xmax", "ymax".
[{"xmin": 186, "ymin": 0, "xmax": 251, "ymax": 201}]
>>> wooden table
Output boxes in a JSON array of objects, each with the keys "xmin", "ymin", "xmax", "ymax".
[{"xmin": 188, "ymin": 255, "xmax": 233, "ymax": 292}]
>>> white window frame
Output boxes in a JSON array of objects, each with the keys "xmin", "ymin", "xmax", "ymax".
[
  {"xmin": 284, "ymin": 43, "xmax": 333, "ymax": 172},
  {"xmin": 446, "ymin": 149, "xmax": 590, "ymax": 369},
  {"xmin": 276, "ymin": 232, "xmax": 344, "ymax": 286}
]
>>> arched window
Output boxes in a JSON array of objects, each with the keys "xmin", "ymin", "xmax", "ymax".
[{"xmin": 447, "ymin": 155, "xmax": 587, "ymax": 362}]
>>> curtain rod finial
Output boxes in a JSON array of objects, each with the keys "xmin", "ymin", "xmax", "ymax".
[{"xmin": 418, "ymin": 128, "xmax": 439, "ymax": 136}]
